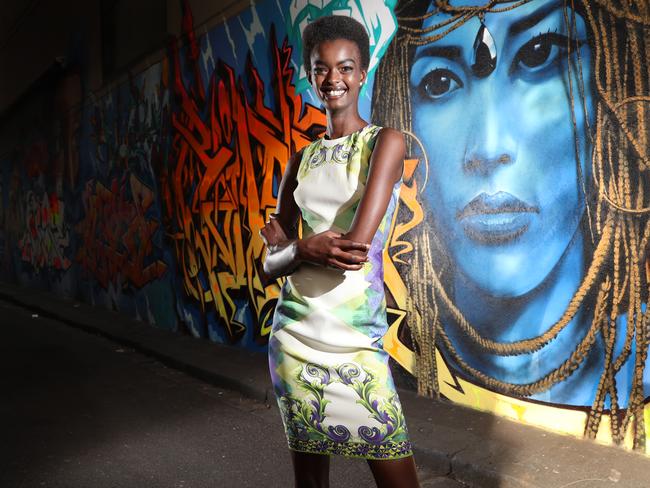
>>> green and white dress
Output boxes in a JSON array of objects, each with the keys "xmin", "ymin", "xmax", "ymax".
[{"xmin": 268, "ymin": 124, "xmax": 412, "ymax": 459}]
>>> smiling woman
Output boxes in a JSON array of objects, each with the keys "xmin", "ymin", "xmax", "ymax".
[
  {"xmin": 262, "ymin": 14, "xmax": 420, "ymax": 488},
  {"xmin": 372, "ymin": 0, "xmax": 650, "ymax": 449}
]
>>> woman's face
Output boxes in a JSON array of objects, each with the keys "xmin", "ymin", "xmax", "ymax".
[
  {"xmin": 410, "ymin": 0, "xmax": 594, "ymax": 297},
  {"xmin": 308, "ymin": 39, "xmax": 366, "ymax": 111}
]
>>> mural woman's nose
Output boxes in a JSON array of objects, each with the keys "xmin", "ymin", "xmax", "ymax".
[{"xmin": 463, "ymin": 91, "xmax": 516, "ymax": 176}]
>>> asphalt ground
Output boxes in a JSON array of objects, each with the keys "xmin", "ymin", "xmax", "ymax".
[{"xmin": 0, "ymin": 298, "xmax": 463, "ymax": 488}]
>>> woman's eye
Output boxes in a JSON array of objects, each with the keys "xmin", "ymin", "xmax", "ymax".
[
  {"xmin": 418, "ymin": 68, "xmax": 463, "ymax": 100},
  {"xmin": 513, "ymin": 33, "xmax": 571, "ymax": 72}
]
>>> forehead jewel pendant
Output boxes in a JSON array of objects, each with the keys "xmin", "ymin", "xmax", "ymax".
[{"xmin": 471, "ymin": 18, "xmax": 497, "ymax": 78}]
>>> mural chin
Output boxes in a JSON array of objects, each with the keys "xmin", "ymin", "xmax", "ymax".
[
  {"xmin": 450, "ymin": 227, "xmax": 582, "ymax": 298},
  {"xmin": 432, "ymin": 188, "xmax": 588, "ymax": 299}
]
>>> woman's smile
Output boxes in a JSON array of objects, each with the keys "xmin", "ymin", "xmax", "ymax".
[{"xmin": 320, "ymin": 86, "xmax": 348, "ymax": 100}]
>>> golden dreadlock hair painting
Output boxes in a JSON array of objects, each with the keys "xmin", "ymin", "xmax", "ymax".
[{"xmin": 372, "ymin": 0, "xmax": 650, "ymax": 450}]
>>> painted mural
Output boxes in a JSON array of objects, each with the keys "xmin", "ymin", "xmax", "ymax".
[
  {"xmin": 0, "ymin": 0, "xmax": 647, "ymax": 453},
  {"xmin": 163, "ymin": 11, "xmax": 326, "ymax": 344},
  {"xmin": 0, "ymin": 70, "xmax": 80, "ymax": 294},
  {"xmin": 372, "ymin": 0, "xmax": 650, "ymax": 451},
  {"xmin": 77, "ymin": 63, "xmax": 174, "ymax": 327}
]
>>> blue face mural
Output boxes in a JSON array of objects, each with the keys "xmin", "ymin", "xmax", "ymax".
[
  {"xmin": 372, "ymin": 0, "xmax": 650, "ymax": 427},
  {"xmin": 411, "ymin": 0, "xmax": 594, "ymax": 298},
  {"xmin": 406, "ymin": 0, "xmax": 595, "ymax": 400},
  {"xmin": 407, "ymin": 0, "xmax": 601, "ymax": 402}
]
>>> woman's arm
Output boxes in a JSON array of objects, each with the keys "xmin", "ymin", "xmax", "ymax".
[
  {"xmin": 260, "ymin": 150, "xmax": 302, "ymax": 282},
  {"xmin": 260, "ymin": 149, "xmax": 371, "ymax": 282},
  {"xmin": 342, "ymin": 128, "xmax": 405, "ymax": 247}
]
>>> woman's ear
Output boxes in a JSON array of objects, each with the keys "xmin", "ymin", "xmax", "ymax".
[{"xmin": 360, "ymin": 69, "xmax": 368, "ymax": 86}]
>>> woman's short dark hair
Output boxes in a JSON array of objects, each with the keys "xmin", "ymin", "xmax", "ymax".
[{"xmin": 302, "ymin": 15, "xmax": 370, "ymax": 72}]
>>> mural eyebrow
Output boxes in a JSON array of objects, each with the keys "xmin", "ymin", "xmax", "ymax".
[
  {"xmin": 509, "ymin": 0, "xmax": 562, "ymax": 36},
  {"xmin": 414, "ymin": 45, "xmax": 461, "ymax": 61}
]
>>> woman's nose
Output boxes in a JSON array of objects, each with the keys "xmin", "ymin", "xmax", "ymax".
[{"xmin": 325, "ymin": 68, "xmax": 341, "ymax": 83}]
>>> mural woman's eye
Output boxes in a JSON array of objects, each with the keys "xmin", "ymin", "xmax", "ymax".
[
  {"xmin": 514, "ymin": 32, "xmax": 572, "ymax": 72},
  {"xmin": 418, "ymin": 68, "xmax": 463, "ymax": 100}
]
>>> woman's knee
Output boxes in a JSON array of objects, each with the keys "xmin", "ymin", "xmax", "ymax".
[{"xmin": 367, "ymin": 455, "xmax": 420, "ymax": 488}]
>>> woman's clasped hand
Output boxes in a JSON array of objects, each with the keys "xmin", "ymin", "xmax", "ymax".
[{"xmin": 298, "ymin": 230, "xmax": 370, "ymax": 270}]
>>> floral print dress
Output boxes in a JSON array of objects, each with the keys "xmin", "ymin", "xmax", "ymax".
[{"xmin": 268, "ymin": 124, "xmax": 412, "ymax": 459}]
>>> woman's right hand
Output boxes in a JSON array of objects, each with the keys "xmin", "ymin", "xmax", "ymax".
[{"xmin": 297, "ymin": 230, "xmax": 370, "ymax": 270}]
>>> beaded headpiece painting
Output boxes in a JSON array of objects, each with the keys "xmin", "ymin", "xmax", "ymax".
[{"xmin": 372, "ymin": 0, "xmax": 650, "ymax": 449}]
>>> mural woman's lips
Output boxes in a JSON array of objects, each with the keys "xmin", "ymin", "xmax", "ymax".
[{"xmin": 456, "ymin": 192, "xmax": 540, "ymax": 245}]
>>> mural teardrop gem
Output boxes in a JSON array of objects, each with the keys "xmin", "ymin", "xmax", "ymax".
[{"xmin": 471, "ymin": 21, "xmax": 497, "ymax": 78}]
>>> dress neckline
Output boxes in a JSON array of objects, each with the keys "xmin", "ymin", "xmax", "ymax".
[{"xmin": 321, "ymin": 124, "xmax": 372, "ymax": 146}]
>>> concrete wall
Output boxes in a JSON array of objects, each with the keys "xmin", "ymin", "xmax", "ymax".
[{"xmin": 0, "ymin": 0, "xmax": 649, "ymax": 455}]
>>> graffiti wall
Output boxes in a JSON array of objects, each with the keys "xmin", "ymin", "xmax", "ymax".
[
  {"xmin": 0, "ymin": 69, "xmax": 80, "ymax": 295},
  {"xmin": 0, "ymin": 0, "xmax": 648, "ymax": 453},
  {"xmin": 76, "ymin": 62, "xmax": 175, "ymax": 328}
]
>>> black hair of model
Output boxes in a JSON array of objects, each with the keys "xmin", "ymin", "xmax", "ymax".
[{"xmin": 301, "ymin": 15, "xmax": 370, "ymax": 72}]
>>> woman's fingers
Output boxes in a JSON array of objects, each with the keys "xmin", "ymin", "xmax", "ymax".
[
  {"xmin": 259, "ymin": 217, "xmax": 288, "ymax": 247},
  {"xmin": 268, "ymin": 217, "xmax": 288, "ymax": 240},
  {"xmin": 335, "ymin": 238, "xmax": 370, "ymax": 253},
  {"xmin": 259, "ymin": 226, "xmax": 271, "ymax": 246},
  {"xmin": 260, "ymin": 225, "xmax": 279, "ymax": 246},
  {"xmin": 296, "ymin": 230, "xmax": 370, "ymax": 268},
  {"xmin": 331, "ymin": 248, "xmax": 367, "ymax": 264},
  {"xmin": 327, "ymin": 258, "xmax": 364, "ymax": 270}
]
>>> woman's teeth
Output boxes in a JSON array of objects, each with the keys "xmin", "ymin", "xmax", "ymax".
[{"xmin": 324, "ymin": 89, "xmax": 345, "ymax": 98}]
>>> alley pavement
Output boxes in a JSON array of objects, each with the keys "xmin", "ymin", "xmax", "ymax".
[
  {"xmin": 1, "ymin": 282, "xmax": 650, "ymax": 487},
  {"xmin": 0, "ymin": 297, "xmax": 461, "ymax": 488}
]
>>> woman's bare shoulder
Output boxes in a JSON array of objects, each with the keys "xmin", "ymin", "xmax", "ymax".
[
  {"xmin": 374, "ymin": 127, "xmax": 406, "ymax": 157},
  {"xmin": 375, "ymin": 126, "xmax": 405, "ymax": 144}
]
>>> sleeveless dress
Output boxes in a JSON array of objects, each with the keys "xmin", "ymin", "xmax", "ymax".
[{"xmin": 268, "ymin": 124, "xmax": 412, "ymax": 460}]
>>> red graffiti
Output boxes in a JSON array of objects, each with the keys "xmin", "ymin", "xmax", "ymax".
[
  {"xmin": 165, "ymin": 27, "xmax": 326, "ymax": 342},
  {"xmin": 76, "ymin": 173, "xmax": 167, "ymax": 289}
]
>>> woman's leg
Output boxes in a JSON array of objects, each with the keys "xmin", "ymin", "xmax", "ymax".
[
  {"xmin": 291, "ymin": 450, "xmax": 330, "ymax": 488},
  {"xmin": 367, "ymin": 455, "xmax": 420, "ymax": 488}
]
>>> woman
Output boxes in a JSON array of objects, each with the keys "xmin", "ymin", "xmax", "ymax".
[
  {"xmin": 260, "ymin": 15, "xmax": 420, "ymax": 488},
  {"xmin": 372, "ymin": 0, "xmax": 649, "ymax": 449}
]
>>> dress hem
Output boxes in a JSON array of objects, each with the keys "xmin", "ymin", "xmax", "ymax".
[{"xmin": 287, "ymin": 438, "xmax": 413, "ymax": 460}]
